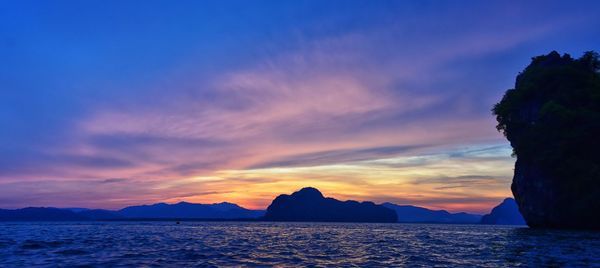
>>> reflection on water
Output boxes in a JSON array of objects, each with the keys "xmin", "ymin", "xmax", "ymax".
[{"xmin": 0, "ymin": 222, "xmax": 598, "ymax": 267}]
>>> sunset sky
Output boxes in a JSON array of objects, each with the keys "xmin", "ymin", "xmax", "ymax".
[{"xmin": 1, "ymin": 0, "xmax": 599, "ymax": 213}]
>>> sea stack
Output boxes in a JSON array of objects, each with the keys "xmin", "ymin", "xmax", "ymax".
[{"xmin": 493, "ymin": 51, "xmax": 600, "ymax": 229}]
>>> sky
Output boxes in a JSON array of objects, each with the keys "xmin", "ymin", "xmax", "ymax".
[{"xmin": 1, "ymin": 0, "xmax": 599, "ymax": 213}]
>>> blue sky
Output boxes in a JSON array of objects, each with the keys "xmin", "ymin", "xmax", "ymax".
[{"xmin": 1, "ymin": 0, "xmax": 599, "ymax": 212}]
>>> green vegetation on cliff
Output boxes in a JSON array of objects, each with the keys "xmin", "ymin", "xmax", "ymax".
[{"xmin": 493, "ymin": 51, "xmax": 600, "ymax": 229}]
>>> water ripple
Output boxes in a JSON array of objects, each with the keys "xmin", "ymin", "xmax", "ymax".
[{"xmin": 0, "ymin": 222, "xmax": 598, "ymax": 267}]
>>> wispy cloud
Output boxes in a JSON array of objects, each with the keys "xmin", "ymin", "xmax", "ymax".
[
  {"xmin": 1, "ymin": 1, "xmax": 598, "ymax": 211},
  {"xmin": 248, "ymin": 145, "xmax": 429, "ymax": 169}
]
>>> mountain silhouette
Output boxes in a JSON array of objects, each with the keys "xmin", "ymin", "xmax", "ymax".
[
  {"xmin": 0, "ymin": 207, "xmax": 87, "ymax": 221},
  {"xmin": 382, "ymin": 203, "xmax": 481, "ymax": 223},
  {"xmin": 480, "ymin": 198, "xmax": 526, "ymax": 225},
  {"xmin": 78, "ymin": 209, "xmax": 125, "ymax": 220},
  {"xmin": 263, "ymin": 187, "xmax": 397, "ymax": 222},
  {"xmin": 118, "ymin": 201, "xmax": 265, "ymax": 219},
  {"xmin": 0, "ymin": 194, "xmax": 520, "ymax": 224},
  {"xmin": 1, "ymin": 202, "xmax": 264, "ymax": 221}
]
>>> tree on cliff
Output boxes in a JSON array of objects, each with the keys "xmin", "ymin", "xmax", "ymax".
[{"xmin": 493, "ymin": 51, "xmax": 600, "ymax": 229}]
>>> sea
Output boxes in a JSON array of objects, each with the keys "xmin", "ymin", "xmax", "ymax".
[{"xmin": 0, "ymin": 222, "xmax": 598, "ymax": 267}]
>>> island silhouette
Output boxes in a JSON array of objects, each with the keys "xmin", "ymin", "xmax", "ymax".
[
  {"xmin": 480, "ymin": 198, "xmax": 526, "ymax": 225},
  {"xmin": 0, "ymin": 187, "xmax": 523, "ymax": 224},
  {"xmin": 262, "ymin": 187, "xmax": 396, "ymax": 223}
]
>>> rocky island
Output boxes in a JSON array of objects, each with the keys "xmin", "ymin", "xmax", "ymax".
[
  {"xmin": 262, "ymin": 187, "xmax": 397, "ymax": 223},
  {"xmin": 480, "ymin": 198, "xmax": 526, "ymax": 225},
  {"xmin": 493, "ymin": 51, "xmax": 600, "ymax": 229}
]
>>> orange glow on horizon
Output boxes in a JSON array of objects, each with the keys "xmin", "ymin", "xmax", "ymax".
[{"xmin": 156, "ymin": 147, "xmax": 514, "ymax": 214}]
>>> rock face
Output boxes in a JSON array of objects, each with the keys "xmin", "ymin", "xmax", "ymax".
[
  {"xmin": 511, "ymin": 159, "xmax": 562, "ymax": 227},
  {"xmin": 493, "ymin": 51, "xmax": 600, "ymax": 229},
  {"xmin": 480, "ymin": 198, "xmax": 526, "ymax": 225},
  {"xmin": 382, "ymin": 203, "xmax": 481, "ymax": 223},
  {"xmin": 263, "ymin": 187, "xmax": 397, "ymax": 223}
]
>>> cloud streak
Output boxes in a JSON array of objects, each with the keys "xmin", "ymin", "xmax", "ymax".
[{"xmin": 1, "ymin": 1, "xmax": 599, "ymax": 212}]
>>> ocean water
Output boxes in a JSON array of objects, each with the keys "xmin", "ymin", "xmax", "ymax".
[{"xmin": 0, "ymin": 222, "xmax": 598, "ymax": 267}]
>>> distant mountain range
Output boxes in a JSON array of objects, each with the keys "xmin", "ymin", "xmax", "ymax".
[
  {"xmin": 382, "ymin": 203, "xmax": 482, "ymax": 224},
  {"xmin": 0, "ymin": 202, "xmax": 265, "ymax": 221},
  {"xmin": 480, "ymin": 198, "xmax": 526, "ymax": 225},
  {"xmin": 0, "ymin": 207, "xmax": 87, "ymax": 221},
  {"xmin": 118, "ymin": 201, "xmax": 264, "ymax": 219},
  {"xmin": 263, "ymin": 187, "xmax": 397, "ymax": 223},
  {"xmin": 0, "ymin": 187, "xmax": 525, "ymax": 225}
]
